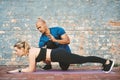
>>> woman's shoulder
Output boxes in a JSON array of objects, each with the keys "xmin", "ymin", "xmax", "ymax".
[{"xmin": 29, "ymin": 47, "xmax": 40, "ymax": 55}]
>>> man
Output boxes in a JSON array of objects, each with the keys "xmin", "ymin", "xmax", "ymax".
[{"xmin": 36, "ymin": 18, "xmax": 71, "ymax": 70}]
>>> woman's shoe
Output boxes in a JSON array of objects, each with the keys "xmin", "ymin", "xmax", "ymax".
[{"xmin": 103, "ymin": 60, "xmax": 114, "ymax": 73}]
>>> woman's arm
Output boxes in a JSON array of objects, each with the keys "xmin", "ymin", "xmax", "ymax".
[
  {"xmin": 7, "ymin": 49, "xmax": 36, "ymax": 73},
  {"xmin": 21, "ymin": 51, "xmax": 36, "ymax": 72}
]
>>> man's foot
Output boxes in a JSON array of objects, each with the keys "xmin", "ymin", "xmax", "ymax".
[
  {"xmin": 103, "ymin": 60, "xmax": 114, "ymax": 73},
  {"xmin": 42, "ymin": 64, "xmax": 52, "ymax": 70}
]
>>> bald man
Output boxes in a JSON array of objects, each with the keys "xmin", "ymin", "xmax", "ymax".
[{"xmin": 36, "ymin": 18, "xmax": 71, "ymax": 70}]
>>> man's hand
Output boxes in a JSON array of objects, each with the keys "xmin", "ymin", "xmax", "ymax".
[
  {"xmin": 47, "ymin": 33, "xmax": 70, "ymax": 44},
  {"xmin": 48, "ymin": 34, "xmax": 57, "ymax": 42},
  {"xmin": 43, "ymin": 60, "xmax": 51, "ymax": 64}
]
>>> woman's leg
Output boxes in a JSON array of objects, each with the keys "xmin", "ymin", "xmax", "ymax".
[
  {"xmin": 58, "ymin": 54, "xmax": 106, "ymax": 70},
  {"xmin": 51, "ymin": 48, "xmax": 114, "ymax": 72},
  {"xmin": 63, "ymin": 54, "xmax": 107, "ymax": 65},
  {"xmin": 52, "ymin": 50, "xmax": 106, "ymax": 65}
]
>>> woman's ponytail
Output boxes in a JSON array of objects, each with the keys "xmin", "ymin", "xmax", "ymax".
[{"xmin": 14, "ymin": 41, "xmax": 30, "ymax": 54}]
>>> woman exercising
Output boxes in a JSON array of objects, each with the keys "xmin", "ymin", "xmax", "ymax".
[{"xmin": 8, "ymin": 41, "xmax": 114, "ymax": 73}]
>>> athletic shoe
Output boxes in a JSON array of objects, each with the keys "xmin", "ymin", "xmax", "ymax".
[{"xmin": 103, "ymin": 60, "xmax": 114, "ymax": 73}]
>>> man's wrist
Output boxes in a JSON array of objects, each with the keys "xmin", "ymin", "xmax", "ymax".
[{"xmin": 55, "ymin": 40, "xmax": 58, "ymax": 43}]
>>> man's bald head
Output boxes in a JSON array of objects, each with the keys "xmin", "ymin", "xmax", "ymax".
[
  {"xmin": 36, "ymin": 18, "xmax": 48, "ymax": 34},
  {"xmin": 37, "ymin": 18, "xmax": 46, "ymax": 23}
]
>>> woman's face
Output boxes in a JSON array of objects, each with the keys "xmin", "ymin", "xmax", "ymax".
[{"xmin": 14, "ymin": 47, "xmax": 25, "ymax": 56}]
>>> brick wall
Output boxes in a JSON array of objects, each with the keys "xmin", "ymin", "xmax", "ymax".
[{"xmin": 0, "ymin": 0, "xmax": 120, "ymax": 65}]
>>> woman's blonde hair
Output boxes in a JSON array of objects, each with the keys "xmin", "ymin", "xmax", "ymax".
[{"xmin": 14, "ymin": 41, "xmax": 30, "ymax": 54}]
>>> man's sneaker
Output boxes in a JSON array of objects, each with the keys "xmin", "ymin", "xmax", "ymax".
[
  {"xmin": 103, "ymin": 60, "xmax": 114, "ymax": 73},
  {"xmin": 42, "ymin": 64, "xmax": 52, "ymax": 70}
]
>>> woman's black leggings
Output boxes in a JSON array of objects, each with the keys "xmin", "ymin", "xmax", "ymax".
[{"xmin": 51, "ymin": 48, "xmax": 107, "ymax": 70}]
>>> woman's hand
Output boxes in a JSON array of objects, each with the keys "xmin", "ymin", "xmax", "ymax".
[{"xmin": 7, "ymin": 69, "xmax": 20, "ymax": 74}]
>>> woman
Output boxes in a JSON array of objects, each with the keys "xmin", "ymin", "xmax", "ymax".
[{"xmin": 8, "ymin": 41, "xmax": 114, "ymax": 73}]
